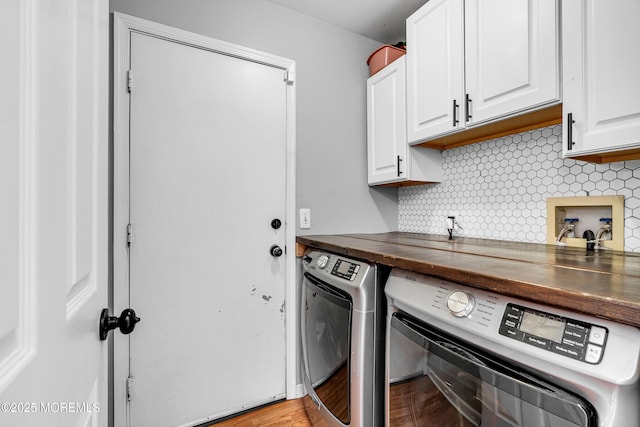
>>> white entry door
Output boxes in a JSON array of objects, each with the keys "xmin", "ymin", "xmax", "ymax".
[
  {"xmin": 0, "ymin": 1, "xmax": 108, "ymax": 426},
  {"xmin": 113, "ymin": 15, "xmax": 295, "ymax": 427}
]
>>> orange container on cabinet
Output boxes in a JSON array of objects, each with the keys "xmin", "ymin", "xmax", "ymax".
[{"xmin": 367, "ymin": 45, "xmax": 406, "ymax": 76}]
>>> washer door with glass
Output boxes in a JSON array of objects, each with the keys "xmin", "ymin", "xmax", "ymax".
[
  {"xmin": 387, "ymin": 313, "xmax": 596, "ymax": 427},
  {"xmin": 302, "ymin": 273, "xmax": 352, "ymax": 424}
]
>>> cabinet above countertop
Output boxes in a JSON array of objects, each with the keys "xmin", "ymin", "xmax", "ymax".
[
  {"xmin": 561, "ymin": 0, "xmax": 640, "ymax": 163},
  {"xmin": 296, "ymin": 232, "xmax": 640, "ymax": 328},
  {"xmin": 372, "ymin": 0, "xmax": 640, "ymax": 162},
  {"xmin": 406, "ymin": 0, "xmax": 561, "ymax": 146},
  {"xmin": 367, "ymin": 56, "xmax": 442, "ymax": 186},
  {"xmin": 415, "ymin": 103, "xmax": 562, "ymax": 151}
]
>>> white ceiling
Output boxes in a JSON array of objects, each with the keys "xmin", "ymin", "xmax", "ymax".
[{"xmin": 264, "ymin": 0, "xmax": 426, "ymax": 44}]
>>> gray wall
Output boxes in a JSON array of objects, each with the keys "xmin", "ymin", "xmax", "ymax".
[{"xmin": 110, "ymin": 0, "xmax": 398, "ymax": 236}]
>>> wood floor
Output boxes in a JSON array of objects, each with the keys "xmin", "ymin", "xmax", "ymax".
[
  {"xmin": 208, "ymin": 364, "xmax": 347, "ymax": 426},
  {"xmin": 205, "ymin": 376, "xmax": 464, "ymax": 427},
  {"xmin": 207, "ymin": 398, "xmax": 312, "ymax": 427}
]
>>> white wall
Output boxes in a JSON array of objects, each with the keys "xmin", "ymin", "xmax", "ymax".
[{"xmin": 110, "ymin": 0, "xmax": 399, "ymax": 236}]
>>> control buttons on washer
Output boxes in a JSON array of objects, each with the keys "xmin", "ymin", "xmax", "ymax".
[
  {"xmin": 585, "ymin": 344, "xmax": 603, "ymax": 364},
  {"xmin": 563, "ymin": 328, "xmax": 588, "ymax": 342},
  {"xmin": 551, "ymin": 343, "xmax": 582, "ymax": 360},
  {"xmin": 589, "ymin": 326, "xmax": 607, "ymax": 346},
  {"xmin": 584, "ymin": 325, "xmax": 607, "ymax": 364},
  {"xmin": 525, "ymin": 335, "xmax": 550, "ymax": 349},
  {"xmin": 447, "ymin": 291, "xmax": 475, "ymax": 318},
  {"xmin": 316, "ymin": 254, "xmax": 329, "ymax": 269},
  {"xmin": 499, "ymin": 303, "xmax": 608, "ymax": 364}
]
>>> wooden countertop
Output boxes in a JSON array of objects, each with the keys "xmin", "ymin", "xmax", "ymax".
[{"xmin": 296, "ymin": 232, "xmax": 640, "ymax": 328}]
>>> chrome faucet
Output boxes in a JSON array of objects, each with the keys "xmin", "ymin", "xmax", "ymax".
[
  {"xmin": 556, "ymin": 218, "xmax": 579, "ymax": 243},
  {"xmin": 447, "ymin": 216, "xmax": 463, "ymax": 240},
  {"xmin": 595, "ymin": 218, "xmax": 612, "ymax": 249}
]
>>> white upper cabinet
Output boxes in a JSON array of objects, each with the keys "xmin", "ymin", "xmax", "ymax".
[
  {"xmin": 368, "ymin": 57, "xmax": 407, "ymax": 184},
  {"xmin": 406, "ymin": 0, "xmax": 464, "ymax": 143},
  {"xmin": 465, "ymin": 0, "xmax": 559, "ymax": 125},
  {"xmin": 367, "ymin": 56, "xmax": 442, "ymax": 185},
  {"xmin": 407, "ymin": 0, "xmax": 560, "ymax": 144},
  {"xmin": 562, "ymin": 0, "xmax": 640, "ymax": 160}
]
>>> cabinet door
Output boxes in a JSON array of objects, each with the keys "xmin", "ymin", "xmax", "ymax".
[
  {"xmin": 406, "ymin": 0, "xmax": 464, "ymax": 143},
  {"xmin": 465, "ymin": 0, "xmax": 559, "ymax": 125},
  {"xmin": 563, "ymin": 0, "xmax": 640, "ymax": 157},
  {"xmin": 367, "ymin": 57, "xmax": 407, "ymax": 185}
]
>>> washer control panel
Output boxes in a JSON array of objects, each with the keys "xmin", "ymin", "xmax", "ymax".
[{"xmin": 499, "ymin": 303, "xmax": 608, "ymax": 364}]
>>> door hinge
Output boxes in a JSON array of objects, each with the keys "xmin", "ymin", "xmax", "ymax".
[
  {"xmin": 126, "ymin": 376, "xmax": 133, "ymax": 401},
  {"xmin": 127, "ymin": 69, "xmax": 133, "ymax": 92},
  {"xmin": 127, "ymin": 223, "xmax": 132, "ymax": 246},
  {"xmin": 284, "ymin": 69, "xmax": 295, "ymax": 85}
]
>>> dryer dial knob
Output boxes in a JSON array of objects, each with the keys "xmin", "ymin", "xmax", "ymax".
[
  {"xmin": 447, "ymin": 291, "xmax": 475, "ymax": 318},
  {"xmin": 316, "ymin": 254, "xmax": 329, "ymax": 269}
]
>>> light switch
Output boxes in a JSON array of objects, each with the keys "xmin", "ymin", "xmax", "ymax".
[{"xmin": 300, "ymin": 208, "xmax": 311, "ymax": 229}]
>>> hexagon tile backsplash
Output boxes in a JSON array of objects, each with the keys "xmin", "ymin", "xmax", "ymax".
[{"xmin": 398, "ymin": 124, "xmax": 640, "ymax": 252}]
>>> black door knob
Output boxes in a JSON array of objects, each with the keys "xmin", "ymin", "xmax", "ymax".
[
  {"xmin": 270, "ymin": 245, "xmax": 283, "ymax": 257},
  {"xmin": 99, "ymin": 308, "xmax": 141, "ymax": 340},
  {"xmin": 271, "ymin": 218, "xmax": 282, "ymax": 229}
]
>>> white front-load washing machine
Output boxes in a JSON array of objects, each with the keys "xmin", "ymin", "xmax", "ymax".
[{"xmin": 385, "ymin": 268, "xmax": 640, "ymax": 427}]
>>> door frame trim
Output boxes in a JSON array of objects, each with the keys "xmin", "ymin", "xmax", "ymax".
[{"xmin": 112, "ymin": 12, "xmax": 297, "ymax": 427}]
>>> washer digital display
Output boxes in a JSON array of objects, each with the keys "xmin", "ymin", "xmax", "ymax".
[{"xmin": 519, "ymin": 310, "xmax": 566, "ymax": 343}]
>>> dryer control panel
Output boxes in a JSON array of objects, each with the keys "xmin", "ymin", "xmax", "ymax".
[
  {"xmin": 499, "ymin": 303, "xmax": 608, "ymax": 364},
  {"xmin": 331, "ymin": 259, "xmax": 361, "ymax": 281},
  {"xmin": 302, "ymin": 253, "xmax": 361, "ymax": 282}
]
